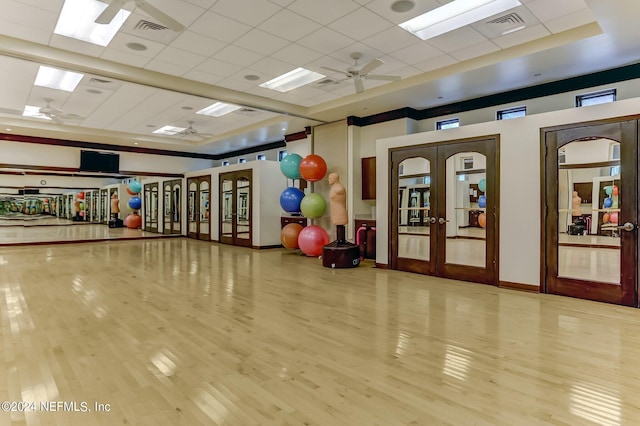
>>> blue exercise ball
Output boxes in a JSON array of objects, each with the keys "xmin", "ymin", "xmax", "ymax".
[
  {"xmin": 280, "ymin": 153, "xmax": 302, "ymax": 179},
  {"xmin": 478, "ymin": 195, "xmax": 487, "ymax": 209},
  {"xmin": 128, "ymin": 196, "xmax": 142, "ymax": 210},
  {"xmin": 280, "ymin": 187, "xmax": 304, "ymax": 213},
  {"xmin": 128, "ymin": 181, "xmax": 142, "ymax": 194},
  {"xmin": 603, "ymin": 197, "xmax": 613, "ymax": 208}
]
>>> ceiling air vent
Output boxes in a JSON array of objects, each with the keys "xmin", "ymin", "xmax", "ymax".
[
  {"xmin": 236, "ymin": 108, "xmax": 260, "ymax": 116},
  {"xmin": 89, "ymin": 78, "xmax": 112, "ymax": 85},
  {"xmin": 316, "ymin": 78, "xmax": 339, "ymax": 86},
  {"xmin": 483, "ymin": 12, "xmax": 527, "ymax": 36},
  {"xmin": 134, "ymin": 20, "xmax": 169, "ymax": 31}
]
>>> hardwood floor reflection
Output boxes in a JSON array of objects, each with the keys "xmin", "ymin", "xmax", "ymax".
[
  {"xmin": 1, "ymin": 238, "xmax": 639, "ymax": 425},
  {"xmin": 0, "ymin": 223, "xmax": 165, "ymax": 245}
]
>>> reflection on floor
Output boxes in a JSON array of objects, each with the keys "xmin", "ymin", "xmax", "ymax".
[
  {"xmin": 0, "ymin": 224, "xmax": 166, "ymax": 245},
  {"xmin": 1, "ymin": 239, "xmax": 639, "ymax": 424},
  {"xmin": 0, "ymin": 216, "xmax": 77, "ymax": 226},
  {"xmin": 559, "ymin": 232, "xmax": 621, "ymax": 247},
  {"xmin": 398, "ymin": 234, "xmax": 486, "ymax": 267},
  {"xmin": 559, "ymin": 246, "xmax": 620, "ymax": 284}
]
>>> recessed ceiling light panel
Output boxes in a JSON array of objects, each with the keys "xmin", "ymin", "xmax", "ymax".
[
  {"xmin": 196, "ymin": 102, "xmax": 242, "ymax": 117},
  {"xmin": 34, "ymin": 66, "xmax": 84, "ymax": 92},
  {"xmin": 55, "ymin": 0, "xmax": 131, "ymax": 46},
  {"xmin": 153, "ymin": 125, "xmax": 187, "ymax": 135},
  {"xmin": 399, "ymin": 0, "xmax": 522, "ymax": 40},
  {"xmin": 22, "ymin": 105, "xmax": 52, "ymax": 120},
  {"xmin": 259, "ymin": 68, "xmax": 326, "ymax": 92}
]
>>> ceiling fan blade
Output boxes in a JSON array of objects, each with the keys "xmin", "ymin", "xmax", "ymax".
[
  {"xmin": 136, "ymin": 0, "xmax": 185, "ymax": 31},
  {"xmin": 47, "ymin": 114, "xmax": 64, "ymax": 124},
  {"xmin": 95, "ymin": 0, "xmax": 128, "ymax": 24},
  {"xmin": 354, "ymin": 77, "xmax": 365, "ymax": 94},
  {"xmin": 365, "ymin": 74, "xmax": 401, "ymax": 81},
  {"xmin": 359, "ymin": 58, "xmax": 384, "ymax": 76},
  {"xmin": 321, "ymin": 66, "xmax": 351, "ymax": 77}
]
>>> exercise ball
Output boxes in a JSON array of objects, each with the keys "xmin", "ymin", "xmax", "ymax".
[
  {"xmin": 299, "ymin": 154, "xmax": 327, "ymax": 182},
  {"xmin": 128, "ymin": 196, "xmax": 142, "ymax": 210},
  {"xmin": 79, "ymin": 202, "xmax": 85, "ymax": 210},
  {"xmin": 603, "ymin": 212, "xmax": 610, "ymax": 223},
  {"xmin": 478, "ymin": 212, "xmax": 487, "ymax": 228},
  {"xmin": 603, "ymin": 197, "xmax": 613, "ymax": 208},
  {"xmin": 281, "ymin": 223, "xmax": 303, "ymax": 249},
  {"xmin": 478, "ymin": 178, "xmax": 487, "ymax": 193},
  {"xmin": 613, "ymin": 185, "xmax": 619, "ymax": 196},
  {"xmin": 125, "ymin": 213, "xmax": 142, "ymax": 229},
  {"xmin": 280, "ymin": 153, "xmax": 302, "ymax": 179},
  {"xmin": 128, "ymin": 181, "xmax": 142, "ymax": 194},
  {"xmin": 126, "ymin": 187, "xmax": 137, "ymax": 196},
  {"xmin": 610, "ymin": 212, "xmax": 619, "ymax": 224},
  {"xmin": 77, "ymin": 192, "xmax": 85, "ymax": 200},
  {"xmin": 605, "ymin": 186, "xmax": 613, "ymax": 196},
  {"xmin": 280, "ymin": 187, "xmax": 304, "ymax": 213},
  {"xmin": 478, "ymin": 195, "xmax": 487, "ymax": 209},
  {"xmin": 298, "ymin": 225, "xmax": 330, "ymax": 257},
  {"xmin": 300, "ymin": 193, "xmax": 326, "ymax": 218}
]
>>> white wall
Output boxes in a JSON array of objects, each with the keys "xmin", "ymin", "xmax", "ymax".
[{"xmin": 376, "ymin": 96, "xmax": 640, "ymax": 287}]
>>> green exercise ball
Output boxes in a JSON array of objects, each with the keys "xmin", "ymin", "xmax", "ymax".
[
  {"xmin": 300, "ymin": 193, "xmax": 326, "ymax": 219},
  {"xmin": 280, "ymin": 153, "xmax": 302, "ymax": 179}
]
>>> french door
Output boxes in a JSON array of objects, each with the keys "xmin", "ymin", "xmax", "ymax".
[
  {"xmin": 143, "ymin": 182, "xmax": 159, "ymax": 233},
  {"xmin": 187, "ymin": 176, "xmax": 210, "ymax": 241},
  {"xmin": 163, "ymin": 179, "xmax": 182, "ymax": 235},
  {"xmin": 219, "ymin": 170, "xmax": 252, "ymax": 248},
  {"xmin": 543, "ymin": 120, "xmax": 638, "ymax": 306},
  {"xmin": 390, "ymin": 137, "xmax": 499, "ymax": 285}
]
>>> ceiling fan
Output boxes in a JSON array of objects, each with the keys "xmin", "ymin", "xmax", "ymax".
[
  {"xmin": 39, "ymin": 98, "xmax": 83, "ymax": 124},
  {"xmin": 95, "ymin": 0, "xmax": 185, "ymax": 31},
  {"xmin": 176, "ymin": 121, "xmax": 214, "ymax": 140},
  {"xmin": 321, "ymin": 52, "xmax": 401, "ymax": 94}
]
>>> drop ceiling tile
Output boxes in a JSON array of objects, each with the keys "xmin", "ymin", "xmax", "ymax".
[
  {"xmin": 525, "ymin": 0, "xmax": 589, "ymax": 22},
  {"xmin": 427, "ymin": 27, "xmax": 489, "ymax": 53},
  {"xmin": 190, "ymin": 11, "xmax": 251, "ymax": 43},
  {"xmin": 329, "ymin": 43, "xmax": 384, "ymax": 65},
  {"xmin": 49, "ymin": 35, "xmax": 105, "ymax": 58},
  {"xmin": 182, "ymin": 69, "xmax": 226, "ymax": 85},
  {"xmin": 257, "ymin": 9, "xmax": 322, "ymax": 42},
  {"xmin": 13, "ymin": 0, "xmax": 63, "ymax": 13},
  {"xmin": 268, "ymin": 0, "xmax": 295, "ymax": 6},
  {"xmin": 1, "ymin": 0, "xmax": 58, "ymax": 34},
  {"xmin": 193, "ymin": 58, "xmax": 243, "ymax": 78},
  {"xmin": 232, "ymin": 29, "xmax": 291, "ymax": 56},
  {"xmin": 106, "ymin": 32, "xmax": 167, "ymax": 59},
  {"xmin": 169, "ymin": 31, "xmax": 226, "ymax": 57},
  {"xmin": 492, "ymin": 24, "xmax": 551, "ymax": 49},
  {"xmin": 297, "ymin": 27, "xmax": 357, "ymax": 55},
  {"xmin": 211, "ymin": 0, "xmax": 281, "ymax": 26},
  {"xmin": 215, "ymin": 45, "xmax": 264, "ymax": 67},
  {"xmin": 361, "ymin": 25, "xmax": 425, "ymax": 54},
  {"xmin": 184, "ymin": 0, "xmax": 218, "ymax": 8},
  {"xmin": 544, "ymin": 8, "xmax": 596, "ymax": 33},
  {"xmin": 389, "ymin": 42, "xmax": 444, "ymax": 65},
  {"xmin": 288, "ymin": 0, "xmax": 360, "ymax": 25},
  {"xmin": 217, "ymin": 76, "xmax": 262, "ymax": 92},
  {"xmin": 141, "ymin": 0, "xmax": 206, "ymax": 28},
  {"xmin": 101, "ymin": 48, "xmax": 153, "ymax": 68},
  {"xmin": 328, "ymin": 7, "xmax": 394, "ymax": 40},
  {"xmin": 270, "ymin": 43, "xmax": 325, "ymax": 66},
  {"xmin": 450, "ymin": 40, "xmax": 500, "ymax": 62},
  {"xmin": 380, "ymin": 64, "xmax": 422, "ymax": 78},
  {"xmin": 154, "ymin": 46, "xmax": 207, "ymax": 68},
  {"xmin": 0, "ymin": 19, "xmax": 52, "ymax": 45},
  {"xmin": 364, "ymin": 0, "xmax": 441, "ymax": 24},
  {"xmin": 305, "ymin": 55, "xmax": 351, "ymax": 76},
  {"xmin": 247, "ymin": 57, "xmax": 296, "ymax": 78},
  {"xmin": 412, "ymin": 54, "xmax": 458, "ymax": 73}
]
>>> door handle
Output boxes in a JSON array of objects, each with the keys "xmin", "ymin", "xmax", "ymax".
[
  {"xmin": 438, "ymin": 217, "xmax": 449, "ymax": 224},
  {"xmin": 429, "ymin": 217, "xmax": 437, "ymax": 224},
  {"xmin": 617, "ymin": 222, "xmax": 635, "ymax": 232}
]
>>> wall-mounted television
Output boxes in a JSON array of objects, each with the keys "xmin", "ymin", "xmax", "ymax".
[{"xmin": 79, "ymin": 150, "xmax": 120, "ymax": 173}]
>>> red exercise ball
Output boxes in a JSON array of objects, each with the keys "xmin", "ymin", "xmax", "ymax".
[
  {"xmin": 126, "ymin": 187, "xmax": 137, "ymax": 196},
  {"xmin": 298, "ymin": 225, "xmax": 329, "ymax": 257},
  {"xmin": 478, "ymin": 212, "xmax": 487, "ymax": 228},
  {"xmin": 77, "ymin": 192, "xmax": 85, "ymax": 200},
  {"xmin": 281, "ymin": 223, "xmax": 303, "ymax": 249},
  {"xmin": 125, "ymin": 213, "xmax": 142, "ymax": 229},
  {"xmin": 299, "ymin": 154, "xmax": 327, "ymax": 182}
]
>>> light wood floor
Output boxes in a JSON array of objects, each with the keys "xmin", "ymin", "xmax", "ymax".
[
  {"xmin": 1, "ymin": 239, "xmax": 640, "ymax": 425},
  {"xmin": 0, "ymin": 224, "xmax": 164, "ymax": 245}
]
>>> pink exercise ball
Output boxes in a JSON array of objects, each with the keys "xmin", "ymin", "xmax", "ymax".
[
  {"xmin": 297, "ymin": 225, "xmax": 329, "ymax": 257},
  {"xmin": 125, "ymin": 213, "xmax": 142, "ymax": 229},
  {"xmin": 610, "ymin": 212, "xmax": 619, "ymax": 224}
]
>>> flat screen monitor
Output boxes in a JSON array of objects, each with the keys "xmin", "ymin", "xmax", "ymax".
[{"xmin": 79, "ymin": 150, "xmax": 120, "ymax": 173}]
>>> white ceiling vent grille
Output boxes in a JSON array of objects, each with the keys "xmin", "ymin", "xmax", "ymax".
[
  {"xmin": 479, "ymin": 12, "xmax": 529, "ymax": 37},
  {"xmin": 236, "ymin": 108, "xmax": 260, "ymax": 116},
  {"xmin": 134, "ymin": 20, "xmax": 169, "ymax": 32}
]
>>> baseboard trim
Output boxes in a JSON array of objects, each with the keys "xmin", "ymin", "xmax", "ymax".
[
  {"xmin": 375, "ymin": 262, "xmax": 389, "ymax": 269},
  {"xmin": 499, "ymin": 281, "xmax": 539, "ymax": 293},
  {"xmin": 252, "ymin": 244, "xmax": 282, "ymax": 250}
]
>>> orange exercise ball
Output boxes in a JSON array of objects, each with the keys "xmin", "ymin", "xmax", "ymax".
[
  {"xmin": 299, "ymin": 154, "xmax": 327, "ymax": 182},
  {"xmin": 281, "ymin": 223, "xmax": 303, "ymax": 249},
  {"xmin": 125, "ymin": 213, "xmax": 142, "ymax": 229},
  {"xmin": 478, "ymin": 212, "xmax": 487, "ymax": 228},
  {"xmin": 602, "ymin": 212, "xmax": 610, "ymax": 223}
]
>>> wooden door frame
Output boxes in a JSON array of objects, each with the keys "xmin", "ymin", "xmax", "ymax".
[
  {"xmin": 541, "ymin": 117, "xmax": 638, "ymax": 306},
  {"xmin": 187, "ymin": 176, "xmax": 210, "ymax": 241},
  {"xmin": 143, "ymin": 182, "xmax": 159, "ymax": 233},
  {"xmin": 219, "ymin": 169, "xmax": 253, "ymax": 247},
  {"xmin": 162, "ymin": 179, "xmax": 182, "ymax": 235},
  {"xmin": 389, "ymin": 135, "xmax": 500, "ymax": 285},
  {"xmin": 197, "ymin": 176, "xmax": 211, "ymax": 241}
]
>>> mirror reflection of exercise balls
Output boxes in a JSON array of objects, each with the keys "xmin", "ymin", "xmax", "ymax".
[
  {"xmin": 603, "ymin": 197, "xmax": 613, "ymax": 208},
  {"xmin": 605, "ymin": 186, "xmax": 613, "ymax": 196},
  {"xmin": 280, "ymin": 153, "xmax": 302, "ymax": 179},
  {"xmin": 300, "ymin": 193, "xmax": 327, "ymax": 218},
  {"xmin": 297, "ymin": 225, "xmax": 330, "ymax": 257},
  {"xmin": 281, "ymin": 223, "xmax": 303, "ymax": 249},
  {"xmin": 603, "ymin": 212, "xmax": 611, "ymax": 223},
  {"xmin": 478, "ymin": 178, "xmax": 487, "ymax": 193},
  {"xmin": 478, "ymin": 212, "xmax": 487, "ymax": 228},
  {"xmin": 280, "ymin": 187, "xmax": 304, "ymax": 213},
  {"xmin": 299, "ymin": 154, "xmax": 327, "ymax": 182},
  {"xmin": 128, "ymin": 181, "xmax": 142, "ymax": 194},
  {"xmin": 478, "ymin": 195, "xmax": 487, "ymax": 209},
  {"xmin": 126, "ymin": 187, "xmax": 137, "ymax": 196},
  {"xmin": 125, "ymin": 213, "xmax": 142, "ymax": 229},
  {"xmin": 610, "ymin": 212, "xmax": 619, "ymax": 224}
]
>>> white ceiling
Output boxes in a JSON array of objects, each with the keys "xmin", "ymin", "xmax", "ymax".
[{"xmin": 0, "ymin": 0, "xmax": 638, "ymax": 156}]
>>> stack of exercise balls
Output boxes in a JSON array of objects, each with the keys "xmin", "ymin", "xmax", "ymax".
[
  {"xmin": 477, "ymin": 178, "xmax": 487, "ymax": 228},
  {"xmin": 125, "ymin": 180, "xmax": 143, "ymax": 229},
  {"xmin": 279, "ymin": 153, "xmax": 330, "ymax": 256}
]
